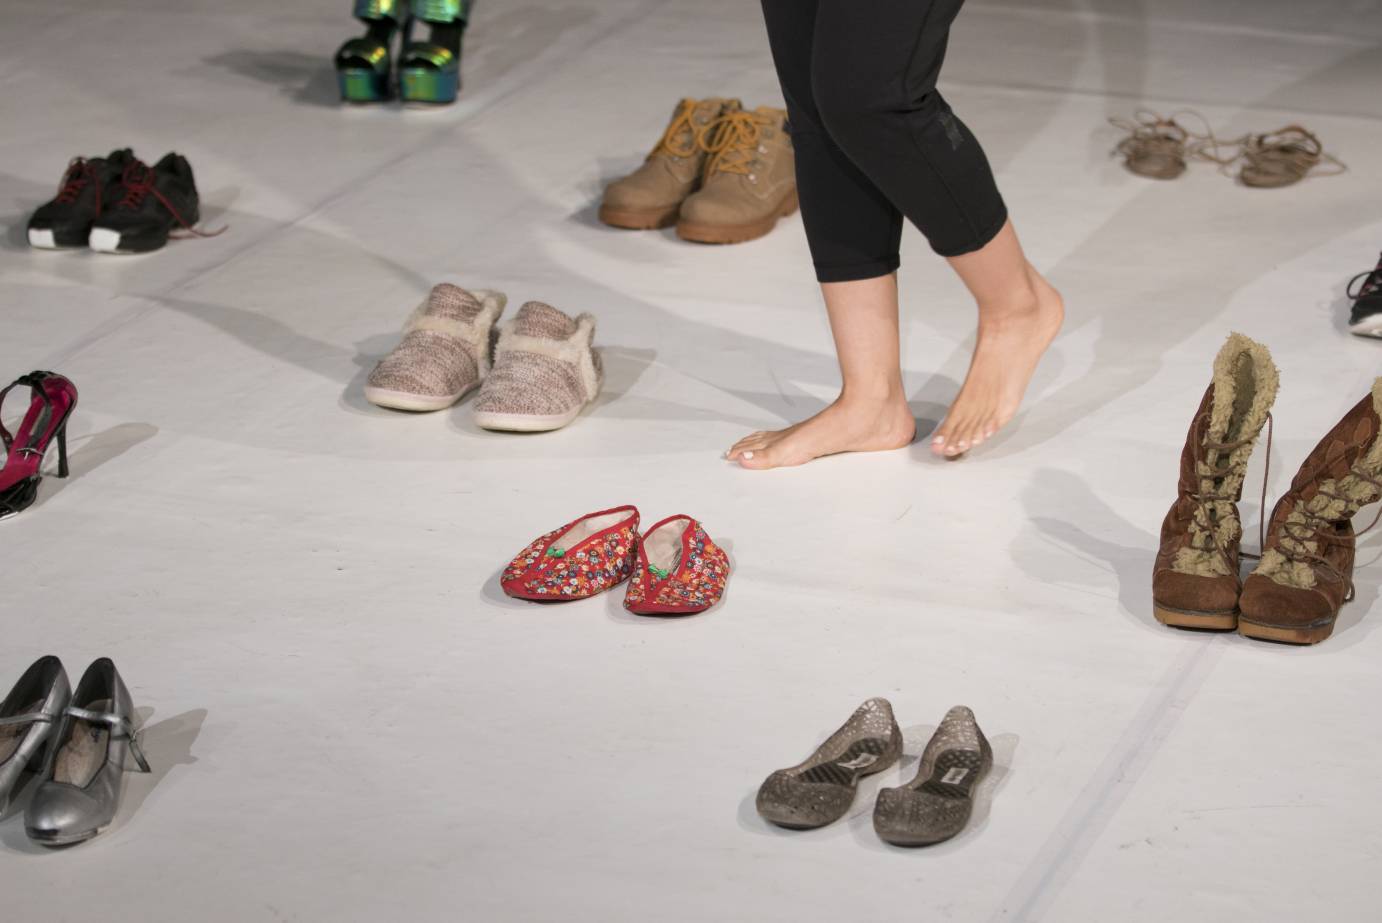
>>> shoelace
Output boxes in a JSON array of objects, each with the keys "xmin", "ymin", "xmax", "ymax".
[
  {"xmin": 1347, "ymin": 254, "xmax": 1382, "ymax": 301},
  {"xmin": 1169, "ymin": 411, "xmax": 1274, "ymax": 590},
  {"xmin": 53, "ymin": 158, "xmax": 100, "ymax": 209},
  {"xmin": 1273, "ymin": 458, "xmax": 1382, "ymax": 602},
  {"xmin": 115, "ymin": 161, "xmax": 227, "ymax": 238},
  {"xmin": 648, "ymin": 99, "xmax": 704, "ymax": 160},
  {"xmin": 697, "ymin": 110, "xmax": 768, "ymax": 178}
]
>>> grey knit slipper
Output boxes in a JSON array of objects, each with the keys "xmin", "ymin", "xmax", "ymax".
[
  {"xmin": 472, "ymin": 301, "xmax": 602, "ymax": 432},
  {"xmin": 873, "ymin": 706, "xmax": 992, "ymax": 847},
  {"xmin": 365, "ymin": 284, "xmax": 507, "ymax": 412},
  {"xmin": 755, "ymin": 698, "xmax": 903, "ymax": 830}
]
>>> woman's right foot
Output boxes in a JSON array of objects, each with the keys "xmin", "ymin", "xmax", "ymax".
[{"xmin": 725, "ymin": 391, "xmax": 916, "ymax": 470}]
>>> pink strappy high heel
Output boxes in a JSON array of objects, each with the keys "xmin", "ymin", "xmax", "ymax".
[{"xmin": 0, "ymin": 371, "xmax": 78, "ymax": 520}]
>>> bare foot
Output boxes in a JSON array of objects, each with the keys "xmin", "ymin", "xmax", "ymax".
[
  {"xmin": 726, "ymin": 393, "xmax": 916, "ymax": 470},
  {"xmin": 931, "ymin": 267, "xmax": 1064, "ymax": 457}
]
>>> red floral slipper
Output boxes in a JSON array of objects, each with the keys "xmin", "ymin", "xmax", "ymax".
[
  {"xmin": 623, "ymin": 515, "xmax": 730, "ymax": 615},
  {"xmin": 501, "ymin": 505, "xmax": 640, "ymax": 601}
]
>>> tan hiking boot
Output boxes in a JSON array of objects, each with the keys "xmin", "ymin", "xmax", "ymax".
[
  {"xmin": 677, "ymin": 105, "xmax": 797, "ymax": 245},
  {"xmin": 1152, "ymin": 333, "xmax": 1278, "ymax": 630},
  {"xmin": 1238, "ymin": 379, "xmax": 1382, "ymax": 644},
  {"xmin": 599, "ymin": 97, "xmax": 740, "ymax": 230}
]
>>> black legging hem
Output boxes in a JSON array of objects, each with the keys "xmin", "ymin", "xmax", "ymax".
[
  {"xmin": 930, "ymin": 205, "xmax": 1008, "ymax": 259},
  {"xmin": 815, "ymin": 256, "xmax": 901, "ymax": 284}
]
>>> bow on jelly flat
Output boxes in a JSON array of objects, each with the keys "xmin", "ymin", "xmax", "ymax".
[
  {"xmin": 501, "ymin": 506, "xmax": 640, "ymax": 601},
  {"xmin": 622, "ymin": 515, "xmax": 730, "ymax": 616},
  {"xmin": 0, "ymin": 655, "xmax": 70, "ymax": 818},
  {"xmin": 25, "ymin": 658, "xmax": 151, "ymax": 847}
]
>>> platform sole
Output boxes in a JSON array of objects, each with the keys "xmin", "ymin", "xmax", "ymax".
[
  {"xmin": 1153, "ymin": 602, "xmax": 1237, "ymax": 630},
  {"xmin": 338, "ymin": 67, "xmax": 390, "ymax": 103},
  {"xmin": 1237, "ymin": 616, "xmax": 1335, "ymax": 645},
  {"xmin": 676, "ymin": 189, "xmax": 798, "ymax": 245},
  {"xmin": 598, "ymin": 203, "xmax": 680, "ymax": 230},
  {"xmin": 399, "ymin": 68, "xmax": 459, "ymax": 105}
]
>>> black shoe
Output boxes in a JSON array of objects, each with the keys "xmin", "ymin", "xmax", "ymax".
[
  {"xmin": 1348, "ymin": 252, "xmax": 1382, "ymax": 338},
  {"xmin": 26, "ymin": 149, "xmax": 135, "ymax": 249},
  {"xmin": 90, "ymin": 153, "xmax": 206, "ymax": 254}
]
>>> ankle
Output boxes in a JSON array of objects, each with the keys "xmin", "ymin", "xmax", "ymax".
[{"xmin": 837, "ymin": 381, "xmax": 906, "ymax": 408}]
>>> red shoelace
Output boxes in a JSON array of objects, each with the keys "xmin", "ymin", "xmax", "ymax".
[
  {"xmin": 54, "ymin": 158, "xmax": 101, "ymax": 212},
  {"xmin": 115, "ymin": 161, "xmax": 226, "ymax": 238}
]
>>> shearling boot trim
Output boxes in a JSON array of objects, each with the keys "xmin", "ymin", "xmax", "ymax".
[
  {"xmin": 1257, "ymin": 377, "xmax": 1382, "ymax": 589},
  {"xmin": 1173, "ymin": 332, "xmax": 1279, "ymax": 577},
  {"xmin": 493, "ymin": 313, "xmax": 602, "ymax": 401},
  {"xmin": 405, "ymin": 289, "xmax": 507, "ymax": 376}
]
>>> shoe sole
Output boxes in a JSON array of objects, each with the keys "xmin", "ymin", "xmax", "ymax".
[
  {"xmin": 757, "ymin": 736, "xmax": 897, "ymax": 830},
  {"xmin": 1349, "ymin": 317, "xmax": 1382, "ymax": 338},
  {"xmin": 1153, "ymin": 602, "xmax": 1238, "ymax": 630},
  {"xmin": 27, "ymin": 229, "xmax": 85, "ymax": 250},
  {"xmin": 26, "ymin": 825, "xmax": 104, "ymax": 847},
  {"xmin": 874, "ymin": 737, "xmax": 992, "ymax": 847},
  {"xmin": 89, "ymin": 228, "xmax": 168, "ymax": 255},
  {"xmin": 473, "ymin": 406, "xmax": 584, "ymax": 433},
  {"xmin": 598, "ymin": 203, "xmax": 680, "ymax": 230},
  {"xmin": 675, "ymin": 189, "xmax": 798, "ymax": 245},
  {"xmin": 1237, "ymin": 616, "xmax": 1335, "ymax": 645},
  {"xmin": 364, "ymin": 385, "xmax": 471, "ymax": 413}
]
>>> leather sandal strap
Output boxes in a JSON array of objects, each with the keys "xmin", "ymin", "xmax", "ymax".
[{"xmin": 0, "ymin": 371, "xmax": 55, "ymax": 453}]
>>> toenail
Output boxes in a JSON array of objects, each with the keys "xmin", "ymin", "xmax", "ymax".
[{"xmin": 743, "ymin": 451, "xmax": 755, "ymax": 459}]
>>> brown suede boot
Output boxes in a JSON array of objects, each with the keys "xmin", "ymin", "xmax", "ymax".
[
  {"xmin": 1238, "ymin": 379, "xmax": 1382, "ymax": 644},
  {"xmin": 599, "ymin": 97, "xmax": 740, "ymax": 230},
  {"xmin": 676, "ymin": 106, "xmax": 797, "ymax": 245},
  {"xmin": 1152, "ymin": 334, "xmax": 1279, "ymax": 630}
]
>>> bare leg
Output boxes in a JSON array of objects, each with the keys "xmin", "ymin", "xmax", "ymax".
[
  {"xmin": 726, "ymin": 273, "xmax": 916, "ymax": 469},
  {"xmin": 931, "ymin": 219, "xmax": 1064, "ymax": 457}
]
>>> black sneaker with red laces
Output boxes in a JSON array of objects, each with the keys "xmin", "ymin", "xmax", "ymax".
[
  {"xmin": 89, "ymin": 153, "xmax": 209, "ymax": 254},
  {"xmin": 1348, "ymin": 252, "xmax": 1382, "ymax": 339},
  {"xmin": 26, "ymin": 149, "xmax": 135, "ymax": 249}
]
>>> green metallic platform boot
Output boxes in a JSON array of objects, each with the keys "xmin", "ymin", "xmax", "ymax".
[
  {"xmin": 335, "ymin": 0, "xmax": 407, "ymax": 103},
  {"xmin": 399, "ymin": 0, "xmax": 470, "ymax": 105}
]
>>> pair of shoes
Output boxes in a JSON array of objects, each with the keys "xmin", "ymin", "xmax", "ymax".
[
  {"xmin": 0, "ymin": 371, "xmax": 77, "ymax": 521},
  {"xmin": 0, "ymin": 656, "xmax": 150, "ymax": 846},
  {"xmin": 335, "ymin": 0, "xmax": 470, "ymax": 105},
  {"xmin": 1110, "ymin": 111, "xmax": 1345, "ymax": 187},
  {"xmin": 756, "ymin": 700, "xmax": 992, "ymax": 847},
  {"xmin": 1152, "ymin": 333, "xmax": 1382, "ymax": 644},
  {"xmin": 366, "ymin": 284, "xmax": 601, "ymax": 432},
  {"xmin": 600, "ymin": 97, "xmax": 797, "ymax": 244},
  {"xmin": 27, "ymin": 149, "xmax": 218, "ymax": 254},
  {"xmin": 1347, "ymin": 252, "xmax": 1382, "ymax": 339},
  {"xmin": 501, "ymin": 506, "xmax": 731, "ymax": 616}
]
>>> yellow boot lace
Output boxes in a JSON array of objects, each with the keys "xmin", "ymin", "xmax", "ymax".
[
  {"xmin": 648, "ymin": 99, "xmax": 705, "ymax": 160},
  {"xmin": 697, "ymin": 110, "xmax": 769, "ymax": 178}
]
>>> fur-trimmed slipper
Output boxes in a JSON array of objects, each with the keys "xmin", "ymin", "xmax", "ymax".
[
  {"xmin": 501, "ymin": 505, "xmax": 640, "ymax": 601},
  {"xmin": 623, "ymin": 515, "xmax": 730, "ymax": 615},
  {"xmin": 473, "ymin": 301, "xmax": 602, "ymax": 432},
  {"xmin": 365, "ymin": 284, "xmax": 506, "ymax": 412}
]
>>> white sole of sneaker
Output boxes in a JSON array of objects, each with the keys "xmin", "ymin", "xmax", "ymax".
[
  {"xmin": 364, "ymin": 385, "xmax": 470, "ymax": 412},
  {"xmin": 1350, "ymin": 316, "xmax": 1382, "ymax": 338},
  {"xmin": 473, "ymin": 406, "xmax": 584, "ymax": 432},
  {"xmin": 27, "ymin": 229, "xmax": 60, "ymax": 249},
  {"xmin": 88, "ymin": 228, "xmax": 130, "ymax": 254}
]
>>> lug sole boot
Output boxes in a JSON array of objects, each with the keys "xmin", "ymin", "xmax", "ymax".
[
  {"xmin": 600, "ymin": 98, "xmax": 740, "ymax": 230},
  {"xmin": 676, "ymin": 106, "xmax": 796, "ymax": 245},
  {"xmin": 1239, "ymin": 379, "xmax": 1382, "ymax": 644},
  {"xmin": 1152, "ymin": 333, "xmax": 1278, "ymax": 630}
]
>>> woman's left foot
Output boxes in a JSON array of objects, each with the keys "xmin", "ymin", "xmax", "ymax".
[
  {"xmin": 932, "ymin": 269, "xmax": 1064, "ymax": 457},
  {"xmin": 726, "ymin": 392, "xmax": 916, "ymax": 470}
]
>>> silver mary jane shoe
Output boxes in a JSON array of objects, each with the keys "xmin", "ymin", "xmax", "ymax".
[
  {"xmin": 25, "ymin": 658, "xmax": 150, "ymax": 846},
  {"xmin": 0, "ymin": 655, "xmax": 71, "ymax": 817}
]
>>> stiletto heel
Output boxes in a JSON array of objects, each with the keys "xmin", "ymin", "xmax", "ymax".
[
  {"xmin": 0, "ymin": 371, "xmax": 78, "ymax": 520},
  {"xmin": 57, "ymin": 423, "xmax": 69, "ymax": 479}
]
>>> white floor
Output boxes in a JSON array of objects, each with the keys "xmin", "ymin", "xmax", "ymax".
[{"xmin": 2, "ymin": 0, "xmax": 1381, "ymax": 919}]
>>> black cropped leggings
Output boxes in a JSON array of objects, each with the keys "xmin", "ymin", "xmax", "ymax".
[{"xmin": 760, "ymin": 0, "xmax": 1007, "ymax": 282}]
